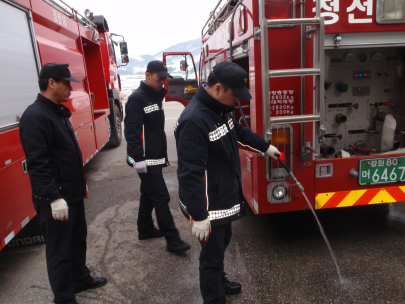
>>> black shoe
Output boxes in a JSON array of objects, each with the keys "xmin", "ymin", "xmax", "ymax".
[
  {"xmin": 138, "ymin": 225, "xmax": 163, "ymax": 240},
  {"xmin": 223, "ymin": 273, "xmax": 241, "ymax": 295},
  {"xmin": 167, "ymin": 239, "xmax": 191, "ymax": 254},
  {"xmin": 74, "ymin": 277, "xmax": 107, "ymax": 293}
]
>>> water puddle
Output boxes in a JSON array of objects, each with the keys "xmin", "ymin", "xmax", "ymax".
[{"xmin": 302, "ymin": 191, "xmax": 345, "ymax": 284}]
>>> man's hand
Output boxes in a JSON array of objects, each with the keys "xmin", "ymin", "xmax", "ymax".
[
  {"xmin": 135, "ymin": 161, "xmax": 147, "ymax": 174},
  {"xmin": 50, "ymin": 198, "xmax": 69, "ymax": 221},
  {"xmin": 192, "ymin": 218, "xmax": 211, "ymax": 242},
  {"xmin": 265, "ymin": 145, "xmax": 281, "ymax": 159}
]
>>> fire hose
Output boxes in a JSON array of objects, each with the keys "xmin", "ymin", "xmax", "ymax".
[{"xmin": 277, "ymin": 158, "xmax": 305, "ymax": 192}]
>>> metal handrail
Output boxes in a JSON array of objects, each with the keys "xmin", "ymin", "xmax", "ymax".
[
  {"xmin": 267, "ymin": 18, "xmax": 320, "ymax": 26},
  {"xmin": 269, "ymin": 68, "xmax": 321, "ymax": 78},
  {"xmin": 43, "ymin": 0, "xmax": 96, "ymax": 28},
  {"xmin": 270, "ymin": 115, "xmax": 320, "ymax": 124},
  {"xmin": 201, "ymin": 0, "xmax": 235, "ymax": 38}
]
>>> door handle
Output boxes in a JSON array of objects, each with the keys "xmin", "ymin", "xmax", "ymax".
[{"xmin": 22, "ymin": 160, "xmax": 28, "ymax": 174}]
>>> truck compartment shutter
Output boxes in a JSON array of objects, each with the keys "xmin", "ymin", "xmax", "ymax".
[{"xmin": 0, "ymin": 1, "xmax": 39, "ymax": 128}]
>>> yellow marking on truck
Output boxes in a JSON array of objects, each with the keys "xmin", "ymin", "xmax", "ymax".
[
  {"xmin": 368, "ymin": 189, "xmax": 395, "ymax": 205},
  {"xmin": 315, "ymin": 192, "xmax": 335, "ymax": 209},
  {"xmin": 337, "ymin": 190, "xmax": 367, "ymax": 208}
]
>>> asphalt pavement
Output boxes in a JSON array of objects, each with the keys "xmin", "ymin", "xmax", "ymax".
[{"xmin": 1, "ymin": 101, "xmax": 405, "ymax": 303}]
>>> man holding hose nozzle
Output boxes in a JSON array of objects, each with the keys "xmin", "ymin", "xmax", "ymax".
[{"xmin": 175, "ymin": 61, "xmax": 280, "ymax": 304}]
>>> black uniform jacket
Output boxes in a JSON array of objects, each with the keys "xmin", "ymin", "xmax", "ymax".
[
  {"xmin": 175, "ymin": 85, "xmax": 270, "ymax": 226},
  {"xmin": 19, "ymin": 94, "xmax": 86, "ymax": 206},
  {"xmin": 124, "ymin": 81, "xmax": 168, "ymax": 168}
]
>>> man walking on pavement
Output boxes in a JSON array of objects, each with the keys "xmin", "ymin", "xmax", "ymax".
[
  {"xmin": 19, "ymin": 63, "xmax": 107, "ymax": 304},
  {"xmin": 125, "ymin": 60, "xmax": 190, "ymax": 254},
  {"xmin": 175, "ymin": 61, "xmax": 281, "ymax": 303}
]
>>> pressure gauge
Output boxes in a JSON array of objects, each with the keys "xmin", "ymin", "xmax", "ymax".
[
  {"xmin": 371, "ymin": 52, "xmax": 382, "ymax": 62},
  {"xmin": 344, "ymin": 53, "xmax": 354, "ymax": 63},
  {"xmin": 358, "ymin": 53, "xmax": 367, "ymax": 63}
]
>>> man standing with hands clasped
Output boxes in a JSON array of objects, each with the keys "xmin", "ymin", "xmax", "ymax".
[
  {"xmin": 175, "ymin": 61, "xmax": 280, "ymax": 304},
  {"xmin": 125, "ymin": 60, "xmax": 190, "ymax": 254},
  {"xmin": 19, "ymin": 63, "xmax": 107, "ymax": 304}
]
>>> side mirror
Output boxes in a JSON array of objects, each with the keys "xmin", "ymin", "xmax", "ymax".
[
  {"xmin": 180, "ymin": 60, "xmax": 187, "ymax": 71},
  {"xmin": 119, "ymin": 41, "xmax": 128, "ymax": 55},
  {"xmin": 121, "ymin": 54, "xmax": 129, "ymax": 63}
]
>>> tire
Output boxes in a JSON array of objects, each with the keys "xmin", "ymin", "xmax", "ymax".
[{"xmin": 108, "ymin": 104, "xmax": 122, "ymax": 147}]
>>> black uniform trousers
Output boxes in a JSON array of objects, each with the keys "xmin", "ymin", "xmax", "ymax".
[
  {"xmin": 137, "ymin": 166, "xmax": 180, "ymax": 242},
  {"xmin": 34, "ymin": 199, "xmax": 90, "ymax": 304},
  {"xmin": 199, "ymin": 222, "xmax": 232, "ymax": 304}
]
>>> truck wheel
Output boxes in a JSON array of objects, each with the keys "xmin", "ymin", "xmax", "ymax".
[{"xmin": 108, "ymin": 104, "xmax": 122, "ymax": 147}]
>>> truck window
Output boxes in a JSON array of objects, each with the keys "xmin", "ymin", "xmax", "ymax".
[
  {"xmin": 205, "ymin": 60, "xmax": 211, "ymax": 80},
  {"xmin": 201, "ymin": 63, "xmax": 206, "ymax": 82},
  {"xmin": 166, "ymin": 54, "xmax": 196, "ymax": 80},
  {"xmin": 107, "ymin": 39, "xmax": 112, "ymax": 58},
  {"xmin": 110, "ymin": 38, "xmax": 117, "ymax": 64},
  {"xmin": 165, "ymin": 54, "xmax": 198, "ymax": 104}
]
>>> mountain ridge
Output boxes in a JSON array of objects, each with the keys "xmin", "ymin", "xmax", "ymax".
[{"xmin": 118, "ymin": 37, "xmax": 201, "ymax": 75}]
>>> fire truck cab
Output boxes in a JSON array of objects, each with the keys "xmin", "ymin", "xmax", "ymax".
[
  {"xmin": 164, "ymin": 0, "xmax": 405, "ymax": 215},
  {"xmin": 0, "ymin": 0, "xmax": 127, "ymax": 250}
]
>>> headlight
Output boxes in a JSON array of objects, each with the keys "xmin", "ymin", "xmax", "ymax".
[
  {"xmin": 272, "ymin": 185, "xmax": 287, "ymax": 200},
  {"xmin": 376, "ymin": 0, "xmax": 405, "ymax": 24}
]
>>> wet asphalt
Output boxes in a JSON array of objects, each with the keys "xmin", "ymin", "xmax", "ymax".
[{"xmin": 1, "ymin": 102, "xmax": 405, "ymax": 303}]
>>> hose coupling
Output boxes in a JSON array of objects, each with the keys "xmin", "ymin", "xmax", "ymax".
[{"xmin": 289, "ymin": 172, "xmax": 304, "ymax": 192}]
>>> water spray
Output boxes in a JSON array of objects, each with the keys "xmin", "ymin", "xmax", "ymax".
[{"xmin": 276, "ymin": 155, "xmax": 344, "ymax": 283}]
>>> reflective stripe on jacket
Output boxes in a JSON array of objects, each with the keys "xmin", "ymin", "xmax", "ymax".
[
  {"xmin": 175, "ymin": 85, "xmax": 270, "ymax": 226},
  {"xmin": 124, "ymin": 81, "xmax": 168, "ymax": 168}
]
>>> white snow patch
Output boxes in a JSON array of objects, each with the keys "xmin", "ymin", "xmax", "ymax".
[{"xmin": 133, "ymin": 54, "xmax": 144, "ymax": 61}]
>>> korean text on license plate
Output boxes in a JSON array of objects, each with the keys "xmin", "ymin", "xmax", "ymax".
[{"xmin": 359, "ymin": 157, "xmax": 405, "ymax": 185}]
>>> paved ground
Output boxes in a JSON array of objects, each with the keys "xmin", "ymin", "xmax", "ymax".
[{"xmin": 1, "ymin": 101, "xmax": 405, "ymax": 303}]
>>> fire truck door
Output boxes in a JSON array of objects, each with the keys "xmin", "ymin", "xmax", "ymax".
[
  {"xmin": 163, "ymin": 52, "xmax": 198, "ymax": 107},
  {"xmin": 0, "ymin": 0, "xmax": 40, "ymax": 250}
]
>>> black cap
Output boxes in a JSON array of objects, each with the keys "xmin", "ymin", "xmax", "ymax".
[
  {"xmin": 212, "ymin": 61, "xmax": 251, "ymax": 100},
  {"xmin": 39, "ymin": 63, "xmax": 81, "ymax": 83},
  {"xmin": 147, "ymin": 60, "xmax": 173, "ymax": 78}
]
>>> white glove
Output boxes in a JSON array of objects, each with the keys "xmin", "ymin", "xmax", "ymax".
[
  {"xmin": 192, "ymin": 218, "xmax": 211, "ymax": 242},
  {"xmin": 135, "ymin": 161, "xmax": 147, "ymax": 174},
  {"xmin": 50, "ymin": 198, "xmax": 69, "ymax": 221},
  {"xmin": 265, "ymin": 145, "xmax": 281, "ymax": 159}
]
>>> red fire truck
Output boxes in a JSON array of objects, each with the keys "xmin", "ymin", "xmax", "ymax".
[
  {"xmin": 163, "ymin": 0, "xmax": 405, "ymax": 214},
  {"xmin": 0, "ymin": 0, "xmax": 127, "ymax": 250}
]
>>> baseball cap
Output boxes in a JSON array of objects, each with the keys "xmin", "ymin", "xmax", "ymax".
[
  {"xmin": 212, "ymin": 61, "xmax": 251, "ymax": 100},
  {"xmin": 39, "ymin": 63, "xmax": 81, "ymax": 83},
  {"xmin": 147, "ymin": 60, "xmax": 173, "ymax": 78}
]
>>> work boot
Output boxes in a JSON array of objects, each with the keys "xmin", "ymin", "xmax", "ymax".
[
  {"xmin": 223, "ymin": 273, "xmax": 241, "ymax": 295},
  {"xmin": 167, "ymin": 238, "xmax": 191, "ymax": 254},
  {"xmin": 138, "ymin": 224, "xmax": 163, "ymax": 240},
  {"xmin": 74, "ymin": 276, "xmax": 107, "ymax": 293}
]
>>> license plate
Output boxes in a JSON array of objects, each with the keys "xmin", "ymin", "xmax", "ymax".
[{"xmin": 359, "ymin": 156, "xmax": 405, "ymax": 185}]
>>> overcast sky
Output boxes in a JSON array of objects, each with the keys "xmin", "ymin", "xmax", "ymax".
[{"xmin": 65, "ymin": 0, "xmax": 221, "ymax": 58}]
